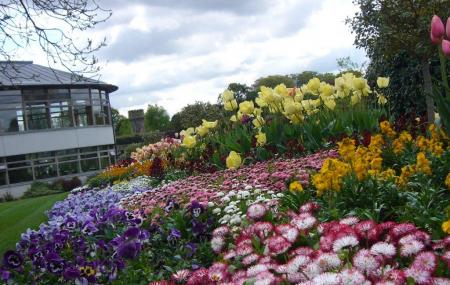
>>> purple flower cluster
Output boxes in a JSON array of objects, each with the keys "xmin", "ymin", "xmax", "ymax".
[{"xmin": 1, "ymin": 188, "xmax": 150, "ymax": 284}]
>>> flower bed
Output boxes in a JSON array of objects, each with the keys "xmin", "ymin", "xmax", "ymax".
[{"xmin": 121, "ymin": 149, "xmax": 336, "ymax": 212}]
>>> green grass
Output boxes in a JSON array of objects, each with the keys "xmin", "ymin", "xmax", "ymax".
[{"xmin": 0, "ymin": 192, "xmax": 68, "ymax": 255}]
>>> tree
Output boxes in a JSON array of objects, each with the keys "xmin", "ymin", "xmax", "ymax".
[
  {"xmin": 253, "ymin": 75, "xmax": 295, "ymax": 90},
  {"xmin": 170, "ymin": 102, "xmax": 225, "ymax": 132},
  {"xmin": 219, "ymin": 83, "xmax": 258, "ymax": 104},
  {"xmin": 116, "ymin": 117, "xmax": 133, "ymax": 136},
  {"xmin": 347, "ymin": 0, "xmax": 450, "ymax": 122},
  {"xmin": 0, "ymin": 0, "xmax": 111, "ymax": 78},
  {"xmin": 144, "ymin": 104, "xmax": 170, "ymax": 132}
]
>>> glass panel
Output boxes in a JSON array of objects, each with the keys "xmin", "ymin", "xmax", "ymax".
[
  {"xmin": 8, "ymin": 161, "xmax": 31, "ymax": 168},
  {"xmin": 103, "ymin": 105, "xmax": 110, "ymax": 124},
  {"xmin": 0, "ymin": 169, "xmax": 6, "ymax": 186},
  {"xmin": 81, "ymin": 153, "xmax": 98, "ymax": 159},
  {"xmin": 26, "ymin": 103, "xmax": 50, "ymax": 130},
  {"xmin": 91, "ymin": 89, "xmax": 100, "ymax": 101},
  {"xmin": 70, "ymin": 89, "xmax": 90, "ymax": 101},
  {"xmin": 8, "ymin": 168, "xmax": 33, "ymax": 183},
  {"xmin": 6, "ymin": 154, "xmax": 27, "ymax": 162},
  {"xmin": 93, "ymin": 105, "xmax": 104, "ymax": 125},
  {"xmin": 23, "ymin": 89, "xmax": 47, "ymax": 101},
  {"xmin": 74, "ymin": 105, "xmax": 93, "ymax": 126},
  {"xmin": 56, "ymin": 149, "xmax": 77, "ymax": 156},
  {"xmin": 34, "ymin": 164, "xmax": 57, "ymax": 179},
  {"xmin": 80, "ymin": 146, "xmax": 98, "ymax": 153},
  {"xmin": 80, "ymin": 158, "xmax": 99, "ymax": 172},
  {"xmin": 50, "ymin": 101, "xmax": 72, "ymax": 128},
  {"xmin": 0, "ymin": 90, "xmax": 21, "ymax": 96},
  {"xmin": 100, "ymin": 156, "xmax": 110, "ymax": 169},
  {"xmin": 59, "ymin": 161, "xmax": 79, "ymax": 175},
  {"xmin": 0, "ymin": 109, "xmax": 23, "ymax": 132},
  {"xmin": 58, "ymin": 155, "xmax": 78, "ymax": 162},
  {"xmin": 34, "ymin": 158, "xmax": 55, "ymax": 165},
  {"xmin": 47, "ymin": 89, "xmax": 70, "ymax": 101}
]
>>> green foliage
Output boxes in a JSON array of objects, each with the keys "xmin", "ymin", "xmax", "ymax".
[
  {"xmin": 116, "ymin": 131, "xmax": 165, "ymax": 146},
  {"xmin": 22, "ymin": 181, "xmax": 63, "ymax": 199},
  {"xmin": 225, "ymin": 83, "xmax": 258, "ymax": 103},
  {"xmin": 112, "ymin": 207, "xmax": 217, "ymax": 284},
  {"xmin": 253, "ymin": 75, "xmax": 295, "ymax": 90},
  {"xmin": 348, "ymin": 0, "xmax": 450, "ymax": 117},
  {"xmin": 144, "ymin": 104, "xmax": 171, "ymax": 132},
  {"xmin": 170, "ymin": 102, "xmax": 225, "ymax": 132},
  {"xmin": 116, "ymin": 117, "xmax": 133, "ymax": 136},
  {"xmin": 293, "ymin": 71, "xmax": 337, "ymax": 85}
]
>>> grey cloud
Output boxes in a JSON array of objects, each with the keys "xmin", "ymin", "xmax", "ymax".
[{"xmin": 100, "ymin": 0, "xmax": 272, "ymax": 15}]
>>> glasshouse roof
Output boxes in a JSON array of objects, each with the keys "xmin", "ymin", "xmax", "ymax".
[{"xmin": 0, "ymin": 61, "xmax": 118, "ymax": 92}]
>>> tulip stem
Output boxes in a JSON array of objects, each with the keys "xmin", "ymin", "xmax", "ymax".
[{"xmin": 438, "ymin": 47, "xmax": 450, "ymax": 97}]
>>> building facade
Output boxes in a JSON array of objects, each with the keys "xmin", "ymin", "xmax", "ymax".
[{"xmin": 0, "ymin": 61, "xmax": 118, "ymax": 197}]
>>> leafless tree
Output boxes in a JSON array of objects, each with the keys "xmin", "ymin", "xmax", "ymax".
[{"xmin": 0, "ymin": 0, "xmax": 111, "ymax": 80}]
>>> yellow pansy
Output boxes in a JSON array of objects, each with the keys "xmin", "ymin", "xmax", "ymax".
[
  {"xmin": 377, "ymin": 77, "xmax": 390, "ymax": 88},
  {"xmin": 289, "ymin": 181, "xmax": 303, "ymax": 192},
  {"xmin": 182, "ymin": 135, "xmax": 196, "ymax": 148},
  {"xmin": 226, "ymin": 151, "xmax": 242, "ymax": 169},
  {"xmin": 239, "ymin": 101, "xmax": 255, "ymax": 115},
  {"xmin": 255, "ymin": 131, "xmax": 267, "ymax": 146},
  {"xmin": 442, "ymin": 220, "xmax": 450, "ymax": 234}
]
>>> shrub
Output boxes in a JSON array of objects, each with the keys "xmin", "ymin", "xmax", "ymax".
[{"xmin": 22, "ymin": 181, "xmax": 62, "ymax": 198}]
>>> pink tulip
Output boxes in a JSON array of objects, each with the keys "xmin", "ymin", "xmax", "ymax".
[
  {"xmin": 431, "ymin": 15, "xmax": 445, "ymax": 44},
  {"xmin": 442, "ymin": 39, "xmax": 450, "ymax": 57},
  {"xmin": 447, "ymin": 17, "xmax": 450, "ymax": 39}
]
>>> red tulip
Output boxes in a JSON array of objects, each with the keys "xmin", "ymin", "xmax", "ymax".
[
  {"xmin": 447, "ymin": 17, "xmax": 450, "ymax": 39},
  {"xmin": 431, "ymin": 15, "xmax": 445, "ymax": 44},
  {"xmin": 442, "ymin": 39, "xmax": 450, "ymax": 57}
]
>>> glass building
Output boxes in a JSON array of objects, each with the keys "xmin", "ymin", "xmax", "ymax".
[{"xmin": 0, "ymin": 61, "xmax": 118, "ymax": 196}]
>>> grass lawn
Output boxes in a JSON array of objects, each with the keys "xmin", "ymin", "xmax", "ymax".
[{"xmin": 0, "ymin": 192, "xmax": 68, "ymax": 255}]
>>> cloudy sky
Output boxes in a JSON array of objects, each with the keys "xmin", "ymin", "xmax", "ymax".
[{"xmin": 27, "ymin": 0, "xmax": 367, "ymax": 117}]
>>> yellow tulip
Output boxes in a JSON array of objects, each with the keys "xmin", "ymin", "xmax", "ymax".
[
  {"xmin": 377, "ymin": 77, "xmax": 390, "ymax": 88},
  {"xmin": 239, "ymin": 101, "xmax": 255, "ymax": 115},
  {"xmin": 226, "ymin": 151, "xmax": 242, "ymax": 169},
  {"xmin": 182, "ymin": 135, "xmax": 196, "ymax": 148},
  {"xmin": 202, "ymin": 119, "xmax": 218, "ymax": 129},
  {"xmin": 180, "ymin": 127, "xmax": 195, "ymax": 137},
  {"xmin": 306, "ymin": 78, "xmax": 321, "ymax": 95},
  {"xmin": 351, "ymin": 94, "xmax": 361, "ymax": 105},
  {"xmin": 319, "ymin": 82, "xmax": 334, "ymax": 98},
  {"xmin": 196, "ymin": 125, "xmax": 209, "ymax": 137},
  {"xmin": 324, "ymin": 99, "xmax": 336, "ymax": 110},
  {"xmin": 252, "ymin": 116, "xmax": 265, "ymax": 128},
  {"xmin": 222, "ymin": 89, "xmax": 234, "ymax": 101},
  {"xmin": 274, "ymin": 83, "xmax": 289, "ymax": 97},
  {"xmin": 255, "ymin": 131, "xmax": 267, "ymax": 146},
  {"xmin": 283, "ymin": 98, "xmax": 302, "ymax": 115},
  {"xmin": 253, "ymin": 108, "xmax": 262, "ymax": 117},
  {"xmin": 230, "ymin": 115, "xmax": 237, "ymax": 122},
  {"xmin": 224, "ymin": 99, "xmax": 238, "ymax": 111},
  {"xmin": 377, "ymin": 94, "xmax": 387, "ymax": 105}
]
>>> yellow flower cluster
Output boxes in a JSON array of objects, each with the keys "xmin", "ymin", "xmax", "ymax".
[
  {"xmin": 392, "ymin": 131, "xmax": 413, "ymax": 154},
  {"xmin": 289, "ymin": 181, "xmax": 304, "ymax": 192},
  {"xmin": 416, "ymin": 125, "xmax": 445, "ymax": 156},
  {"xmin": 180, "ymin": 119, "xmax": 218, "ymax": 149},
  {"xmin": 442, "ymin": 220, "xmax": 450, "ymax": 234},
  {"xmin": 312, "ymin": 158, "xmax": 352, "ymax": 196},
  {"xmin": 380, "ymin": 121, "xmax": 396, "ymax": 139}
]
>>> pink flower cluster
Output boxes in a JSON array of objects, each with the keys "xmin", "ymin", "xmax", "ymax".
[
  {"xmin": 122, "ymin": 150, "xmax": 336, "ymax": 212},
  {"xmin": 162, "ymin": 202, "xmax": 450, "ymax": 285},
  {"xmin": 131, "ymin": 138, "xmax": 181, "ymax": 162}
]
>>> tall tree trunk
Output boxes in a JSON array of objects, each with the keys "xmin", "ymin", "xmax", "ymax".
[{"xmin": 421, "ymin": 59, "xmax": 435, "ymax": 124}]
